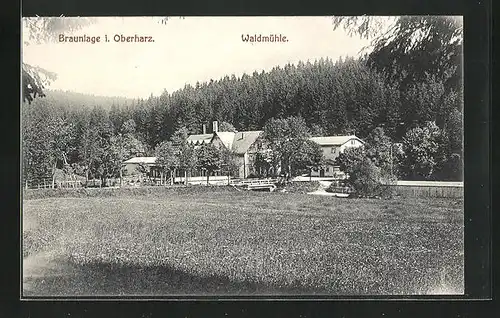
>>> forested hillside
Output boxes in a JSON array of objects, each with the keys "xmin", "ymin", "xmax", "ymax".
[
  {"xmin": 22, "ymin": 56, "xmax": 463, "ymax": 183},
  {"xmin": 26, "ymin": 56, "xmax": 461, "ymax": 145},
  {"xmin": 29, "ymin": 89, "xmax": 137, "ymax": 110}
]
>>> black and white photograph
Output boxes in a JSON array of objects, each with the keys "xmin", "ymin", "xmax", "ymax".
[{"xmin": 21, "ymin": 16, "xmax": 464, "ymax": 297}]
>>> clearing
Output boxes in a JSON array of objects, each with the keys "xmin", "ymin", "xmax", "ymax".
[{"xmin": 22, "ymin": 187, "xmax": 464, "ymax": 296}]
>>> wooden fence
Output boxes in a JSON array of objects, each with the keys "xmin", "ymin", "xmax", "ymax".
[
  {"xmin": 24, "ymin": 178, "xmax": 85, "ymax": 190},
  {"xmin": 387, "ymin": 181, "xmax": 464, "ymax": 198},
  {"xmin": 24, "ymin": 178, "xmax": 106, "ymax": 190},
  {"xmin": 230, "ymin": 178, "xmax": 279, "ymax": 186},
  {"xmin": 24, "ymin": 178, "xmax": 54, "ymax": 190}
]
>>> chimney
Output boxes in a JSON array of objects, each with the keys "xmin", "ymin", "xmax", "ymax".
[
  {"xmin": 202, "ymin": 124, "xmax": 206, "ymax": 134},
  {"xmin": 213, "ymin": 121, "xmax": 218, "ymax": 133}
]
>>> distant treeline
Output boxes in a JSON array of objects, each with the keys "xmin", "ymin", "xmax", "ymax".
[
  {"xmin": 37, "ymin": 89, "xmax": 136, "ymax": 110},
  {"xmin": 23, "ymin": 56, "xmax": 463, "ymax": 182}
]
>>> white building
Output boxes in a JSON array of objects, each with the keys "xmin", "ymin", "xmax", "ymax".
[{"xmin": 309, "ymin": 135, "xmax": 364, "ymax": 177}]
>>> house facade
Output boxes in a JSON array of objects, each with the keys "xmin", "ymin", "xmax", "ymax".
[
  {"xmin": 123, "ymin": 121, "xmax": 364, "ymax": 181},
  {"xmin": 309, "ymin": 135, "xmax": 364, "ymax": 177},
  {"xmin": 122, "ymin": 156, "xmax": 162, "ymax": 178},
  {"xmin": 186, "ymin": 121, "xmax": 264, "ymax": 179},
  {"xmin": 185, "ymin": 121, "xmax": 365, "ymax": 179}
]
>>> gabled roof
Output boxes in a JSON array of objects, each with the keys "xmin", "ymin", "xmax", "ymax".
[
  {"xmin": 214, "ymin": 131, "xmax": 236, "ymax": 149},
  {"xmin": 186, "ymin": 133, "xmax": 213, "ymax": 145},
  {"xmin": 232, "ymin": 131, "xmax": 263, "ymax": 155},
  {"xmin": 123, "ymin": 156, "xmax": 157, "ymax": 164},
  {"xmin": 309, "ymin": 135, "xmax": 363, "ymax": 146}
]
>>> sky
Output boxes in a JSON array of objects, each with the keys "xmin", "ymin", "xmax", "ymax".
[{"xmin": 22, "ymin": 17, "xmax": 376, "ymax": 99}]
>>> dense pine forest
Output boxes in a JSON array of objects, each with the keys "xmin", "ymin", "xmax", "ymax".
[{"xmin": 22, "ymin": 56, "xmax": 463, "ymax": 184}]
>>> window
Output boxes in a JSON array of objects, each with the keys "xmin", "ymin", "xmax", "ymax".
[
  {"xmin": 326, "ymin": 167, "xmax": 330, "ymax": 172},
  {"xmin": 351, "ymin": 140, "xmax": 355, "ymax": 145}
]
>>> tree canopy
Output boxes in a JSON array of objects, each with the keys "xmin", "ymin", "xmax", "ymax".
[
  {"xmin": 332, "ymin": 16, "xmax": 463, "ymax": 91},
  {"xmin": 22, "ymin": 16, "xmax": 464, "ymax": 184}
]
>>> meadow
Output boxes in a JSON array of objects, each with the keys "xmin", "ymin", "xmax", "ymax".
[{"xmin": 22, "ymin": 186, "xmax": 464, "ymax": 296}]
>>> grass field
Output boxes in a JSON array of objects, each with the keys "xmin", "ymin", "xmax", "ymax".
[{"xmin": 22, "ymin": 186, "xmax": 464, "ymax": 296}]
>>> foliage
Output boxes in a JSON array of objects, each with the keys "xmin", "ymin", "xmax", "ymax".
[
  {"xmin": 336, "ymin": 147, "xmax": 366, "ymax": 175},
  {"xmin": 332, "ymin": 16, "xmax": 398, "ymax": 40},
  {"xmin": 218, "ymin": 121, "xmax": 238, "ymax": 133},
  {"xmin": 291, "ymin": 140, "xmax": 325, "ymax": 176},
  {"xmin": 336, "ymin": 128, "xmax": 398, "ymax": 196},
  {"xmin": 262, "ymin": 116, "xmax": 311, "ymax": 178},
  {"xmin": 169, "ymin": 127, "xmax": 197, "ymax": 184},
  {"xmin": 444, "ymin": 107, "xmax": 463, "ymax": 155},
  {"xmin": 79, "ymin": 107, "xmax": 118, "ymax": 185},
  {"xmin": 364, "ymin": 127, "xmax": 398, "ymax": 182},
  {"xmin": 333, "ymin": 16, "xmax": 463, "ymax": 172},
  {"xmin": 195, "ymin": 143, "xmax": 223, "ymax": 182},
  {"xmin": 154, "ymin": 141, "xmax": 178, "ymax": 174},
  {"xmin": 22, "ymin": 17, "xmax": 97, "ymax": 104},
  {"xmin": 310, "ymin": 124, "xmax": 327, "ymax": 137},
  {"xmin": 219, "ymin": 147, "xmax": 239, "ymax": 177},
  {"xmin": 23, "ymin": 39, "xmax": 463, "ymax": 182},
  {"xmin": 121, "ymin": 119, "xmax": 137, "ymax": 135},
  {"xmin": 333, "ymin": 16, "xmax": 463, "ymax": 91},
  {"xmin": 22, "ymin": 102, "xmax": 77, "ymax": 184},
  {"xmin": 253, "ymin": 152, "xmax": 273, "ymax": 178},
  {"xmin": 441, "ymin": 153, "xmax": 463, "ymax": 181},
  {"xmin": 22, "ymin": 64, "xmax": 58, "ymax": 104},
  {"xmin": 23, "ymin": 17, "xmax": 98, "ymax": 45},
  {"xmin": 347, "ymin": 157, "xmax": 383, "ymax": 197},
  {"xmin": 400, "ymin": 121, "xmax": 448, "ymax": 180},
  {"xmin": 113, "ymin": 132, "xmax": 146, "ymax": 162}
]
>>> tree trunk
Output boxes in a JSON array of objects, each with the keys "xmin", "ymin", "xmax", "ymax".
[
  {"xmin": 120, "ymin": 166, "xmax": 123, "ymax": 187},
  {"xmin": 51, "ymin": 161, "xmax": 57, "ymax": 189},
  {"xmin": 310, "ymin": 168, "xmax": 312, "ymax": 182},
  {"xmin": 207, "ymin": 171, "xmax": 210, "ymax": 186},
  {"xmin": 184, "ymin": 170, "xmax": 188, "ymax": 185},
  {"xmin": 170, "ymin": 170, "xmax": 174, "ymax": 185}
]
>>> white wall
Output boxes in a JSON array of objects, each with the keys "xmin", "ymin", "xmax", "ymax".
[{"xmin": 339, "ymin": 138, "xmax": 364, "ymax": 153}]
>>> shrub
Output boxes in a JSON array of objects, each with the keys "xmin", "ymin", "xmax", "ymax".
[
  {"xmin": 347, "ymin": 158, "xmax": 383, "ymax": 198},
  {"xmin": 282, "ymin": 181, "xmax": 321, "ymax": 194}
]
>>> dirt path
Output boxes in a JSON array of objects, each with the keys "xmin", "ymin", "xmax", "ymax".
[
  {"xmin": 22, "ymin": 221, "xmax": 74, "ymax": 295},
  {"xmin": 23, "ymin": 248, "xmax": 88, "ymax": 296},
  {"xmin": 23, "ymin": 251, "xmax": 55, "ymax": 294},
  {"xmin": 307, "ymin": 181, "xmax": 334, "ymax": 196}
]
